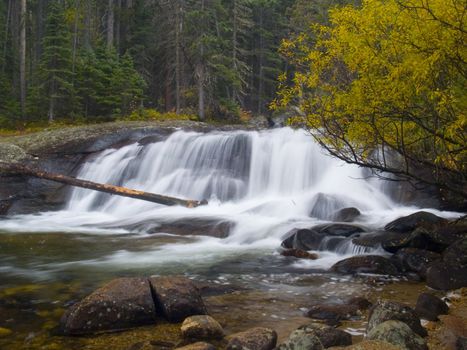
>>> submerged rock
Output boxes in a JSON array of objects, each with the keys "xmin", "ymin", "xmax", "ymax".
[
  {"xmin": 331, "ymin": 256, "xmax": 399, "ymax": 275},
  {"xmin": 60, "ymin": 277, "xmax": 157, "ymax": 335},
  {"xmin": 367, "ymin": 300, "xmax": 427, "ymax": 337},
  {"xmin": 226, "ymin": 327, "xmax": 277, "ymax": 350},
  {"xmin": 281, "ymin": 249, "xmax": 318, "ymax": 260},
  {"xmin": 347, "ymin": 296, "xmax": 373, "ymax": 311},
  {"xmin": 305, "ymin": 304, "xmax": 361, "ymax": 322},
  {"xmin": 366, "ymin": 320, "xmax": 428, "ymax": 350},
  {"xmin": 384, "ymin": 211, "xmax": 447, "ymax": 233},
  {"xmin": 181, "ymin": 315, "xmax": 224, "ymax": 340},
  {"xmin": 414, "ymin": 293, "xmax": 449, "ymax": 321},
  {"xmin": 149, "ymin": 276, "xmax": 207, "ymax": 322}
]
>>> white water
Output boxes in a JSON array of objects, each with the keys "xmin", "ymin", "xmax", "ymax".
[{"xmin": 0, "ymin": 128, "xmax": 461, "ymax": 272}]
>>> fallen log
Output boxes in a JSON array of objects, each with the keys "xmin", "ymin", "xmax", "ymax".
[{"xmin": 0, "ymin": 161, "xmax": 206, "ymax": 208}]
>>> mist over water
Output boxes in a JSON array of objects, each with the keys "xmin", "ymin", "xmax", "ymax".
[{"xmin": 0, "ymin": 128, "xmax": 460, "ymax": 279}]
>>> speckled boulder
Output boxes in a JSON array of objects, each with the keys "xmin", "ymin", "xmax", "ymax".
[
  {"xmin": 276, "ymin": 328, "xmax": 324, "ymax": 350},
  {"xmin": 181, "ymin": 315, "xmax": 224, "ymax": 340},
  {"xmin": 60, "ymin": 277, "xmax": 157, "ymax": 335},
  {"xmin": 366, "ymin": 320, "xmax": 428, "ymax": 350},
  {"xmin": 175, "ymin": 342, "xmax": 216, "ymax": 350},
  {"xmin": 149, "ymin": 276, "xmax": 207, "ymax": 322},
  {"xmin": 226, "ymin": 327, "xmax": 277, "ymax": 350},
  {"xmin": 367, "ymin": 300, "xmax": 427, "ymax": 337}
]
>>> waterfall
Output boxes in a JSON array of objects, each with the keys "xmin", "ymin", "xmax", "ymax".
[{"xmin": 1, "ymin": 127, "xmax": 460, "ymax": 268}]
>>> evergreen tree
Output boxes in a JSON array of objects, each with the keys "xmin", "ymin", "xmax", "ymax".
[{"xmin": 32, "ymin": 1, "xmax": 74, "ymax": 122}]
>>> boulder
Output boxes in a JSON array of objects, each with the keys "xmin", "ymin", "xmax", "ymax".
[
  {"xmin": 414, "ymin": 293, "xmax": 449, "ymax": 321},
  {"xmin": 175, "ymin": 342, "xmax": 216, "ymax": 350},
  {"xmin": 331, "ymin": 256, "xmax": 399, "ymax": 275},
  {"xmin": 60, "ymin": 277, "xmax": 157, "ymax": 335},
  {"xmin": 367, "ymin": 300, "xmax": 427, "ymax": 337},
  {"xmin": 443, "ymin": 238, "xmax": 467, "ymax": 266},
  {"xmin": 298, "ymin": 323, "xmax": 352, "ymax": 348},
  {"xmin": 366, "ymin": 320, "xmax": 428, "ymax": 350},
  {"xmin": 333, "ymin": 207, "xmax": 361, "ymax": 222},
  {"xmin": 305, "ymin": 304, "xmax": 360, "ymax": 322},
  {"xmin": 352, "ymin": 231, "xmax": 404, "ymax": 249},
  {"xmin": 276, "ymin": 328, "xmax": 324, "ymax": 350},
  {"xmin": 181, "ymin": 315, "xmax": 224, "ymax": 340},
  {"xmin": 347, "ymin": 297, "xmax": 372, "ymax": 311},
  {"xmin": 149, "ymin": 276, "xmax": 207, "ymax": 322},
  {"xmin": 384, "ymin": 211, "xmax": 447, "ymax": 233},
  {"xmin": 342, "ymin": 340, "xmax": 401, "ymax": 349},
  {"xmin": 390, "ymin": 248, "xmax": 441, "ymax": 278},
  {"xmin": 309, "ymin": 193, "xmax": 351, "ymax": 220},
  {"xmin": 281, "ymin": 249, "xmax": 318, "ymax": 260},
  {"xmin": 226, "ymin": 327, "xmax": 277, "ymax": 350},
  {"xmin": 426, "ymin": 261, "xmax": 467, "ymax": 290},
  {"xmin": 281, "ymin": 229, "xmax": 326, "ymax": 251},
  {"xmin": 311, "ymin": 223, "xmax": 365, "ymax": 237}
]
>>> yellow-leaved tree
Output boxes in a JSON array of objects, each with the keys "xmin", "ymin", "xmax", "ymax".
[{"xmin": 273, "ymin": 0, "xmax": 466, "ymax": 201}]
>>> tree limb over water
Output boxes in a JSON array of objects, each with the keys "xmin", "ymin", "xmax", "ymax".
[{"xmin": 0, "ymin": 161, "xmax": 207, "ymax": 208}]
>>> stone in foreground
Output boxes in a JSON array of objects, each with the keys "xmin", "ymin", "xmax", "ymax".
[
  {"xmin": 181, "ymin": 315, "xmax": 224, "ymax": 340},
  {"xmin": 366, "ymin": 320, "xmax": 428, "ymax": 350},
  {"xmin": 226, "ymin": 327, "xmax": 277, "ymax": 350},
  {"xmin": 331, "ymin": 255, "xmax": 398, "ymax": 275},
  {"xmin": 414, "ymin": 293, "xmax": 449, "ymax": 321},
  {"xmin": 175, "ymin": 342, "xmax": 216, "ymax": 350},
  {"xmin": 367, "ymin": 300, "xmax": 427, "ymax": 337},
  {"xmin": 60, "ymin": 277, "xmax": 156, "ymax": 335},
  {"xmin": 149, "ymin": 276, "xmax": 207, "ymax": 322}
]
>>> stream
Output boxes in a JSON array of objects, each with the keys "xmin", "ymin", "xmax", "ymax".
[{"xmin": 0, "ymin": 127, "xmax": 461, "ymax": 349}]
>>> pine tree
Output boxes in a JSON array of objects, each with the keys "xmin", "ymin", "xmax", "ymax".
[{"xmin": 33, "ymin": 1, "xmax": 74, "ymax": 122}]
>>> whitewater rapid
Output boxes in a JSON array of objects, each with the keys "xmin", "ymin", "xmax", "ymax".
[{"xmin": 0, "ymin": 128, "xmax": 460, "ymax": 274}]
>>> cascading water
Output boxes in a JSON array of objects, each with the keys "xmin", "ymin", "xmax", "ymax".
[{"xmin": 0, "ymin": 128, "xmax": 460, "ymax": 277}]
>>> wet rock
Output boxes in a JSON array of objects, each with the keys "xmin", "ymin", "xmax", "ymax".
[
  {"xmin": 414, "ymin": 293, "xmax": 449, "ymax": 321},
  {"xmin": 366, "ymin": 320, "xmax": 428, "ymax": 350},
  {"xmin": 281, "ymin": 249, "xmax": 319, "ymax": 260},
  {"xmin": 367, "ymin": 300, "xmax": 427, "ymax": 337},
  {"xmin": 298, "ymin": 323, "xmax": 352, "ymax": 348},
  {"xmin": 347, "ymin": 297, "xmax": 372, "ymax": 310},
  {"xmin": 175, "ymin": 342, "xmax": 216, "ymax": 350},
  {"xmin": 331, "ymin": 256, "xmax": 399, "ymax": 275},
  {"xmin": 276, "ymin": 328, "xmax": 323, "ymax": 350},
  {"xmin": 306, "ymin": 304, "xmax": 360, "ymax": 322},
  {"xmin": 0, "ymin": 327, "xmax": 12, "ymax": 337},
  {"xmin": 226, "ymin": 327, "xmax": 277, "ymax": 350},
  {"xmin": 128, "ymin": 340, "xmax": 175, "ymax": 350},
  {"xmin": 390, "ymin": 248, "xmax": 441, "ymax": 278},
  {"xmin": 281, "ymin": 229, "xmax": 326, "ymax": 251},
  {"xmin": 443, "ymin": 238, "xmax": 467, "ymax": 266},
  {"xmin": 181, "ymin": 315, "xmax": 224, "ymax": 340},
  {"xmin": 384, "ymin": 211, "xmax": 447, "ymax": 233},
  {"xmin": 352, "ymin": 231, "xmax": 402, "ymax": 249},
  {"xmin": 126, "ymin": 219, "xmax": 234, "ymax": 238},
  {"xmin": 426, "ymin": 261, "xmax": 467, "ymax": 290},
  {"xmin": 457, "ymin": 337, "xmax": 467, "ymax": 350},
  {"xmin": 149, "ymin": 276, "xmax": 207, "ymax": 322},
  {"xmin": 309, "ymin": 193, "xmax": 354, "ymax": 220},
  {"xmin": 342, "ymin": 340, "xmax": 400, "ymax": 350},
  {"xmin": 333, "ymin": 207, "xmax": 361, "ymax": 222},
  {"xmin": 0, "ymin": 199, "xmax": 13, "ymax": 215},
  {"xmin": 311, "ymin": 223, "xmax": 366, "ymax": 237},
  {"xmin": 60, "ymin": 277, "xmax": 157, "ymax": 335}
]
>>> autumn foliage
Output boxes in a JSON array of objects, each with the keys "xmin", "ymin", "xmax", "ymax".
[{"xmin": 273, "ymin": 0, "xmax": 466, "ymax": 199}]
